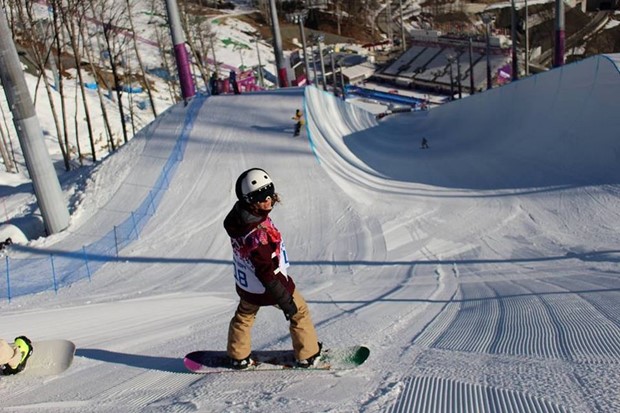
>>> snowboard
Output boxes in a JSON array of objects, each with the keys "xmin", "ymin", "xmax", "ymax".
[
  {"xmin": 2, "ymin": 339, "xmax": 76, "ymax": 378},
  {"xmin": 184, "ymin": 345, "xmax": 369, "ymax": 374}
]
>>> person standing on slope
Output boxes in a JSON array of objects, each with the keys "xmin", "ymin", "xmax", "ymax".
[
  {"xmin": 292, "ymin": 109, "xmax": 304, "ymax": 137},
  {"xmin": 223, "ymin": 168, "xmax": 322, "ymax": 369},
  {"xmin": 0, "ymin": 336, "xmax": 33, "ymax": 375},
  {"xmin": 210, "ymin": 72, "xmax": 219, "ymax": 95},
  {"xmin": 229, "ymin": 70, "xmax": 240, "ymax": 95}
]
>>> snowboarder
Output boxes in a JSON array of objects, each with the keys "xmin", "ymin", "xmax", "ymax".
[
  {"xmin": 223, "ymin": 168, "xmax": 322, "ymax": 369},
  {"xmin": 421, "ymin": 137, "xmax": 429, "ymax": 149},
  {"xmin": 209, "ymin": 72, "xmax": 219, "ymax": 96},
  {"xmin": 292, "ymin": 109, "xmax": 304, "ymax": 137},
  {"xmin": 229, "ymin": 70, "xmax": 240, "ymax": 95},
  {"xmin": 0, "ymin": 336, "xmax": 33, "ymax": 375}
]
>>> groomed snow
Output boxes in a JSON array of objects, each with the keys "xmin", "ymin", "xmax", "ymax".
[{"xmin": 1, "ymin": 55, "xmax": 620, "ymax": 412}]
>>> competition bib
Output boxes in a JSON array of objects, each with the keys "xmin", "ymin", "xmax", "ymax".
[
  {"xmin": 278, "ymin": 241, "xmax": 290, "ymax": 276},
  {"xmin": 231, "ymin": 240, "xmax": 290, "ymax": 294}
]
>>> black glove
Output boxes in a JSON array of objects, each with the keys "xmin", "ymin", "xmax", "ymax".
[
  {"xmin": 265, "ymin": 279, "xmax": 298, "ymax": 320},
  {"xmin": 280, "ymin": 296, "xmax": 298, "ymax": 321}
]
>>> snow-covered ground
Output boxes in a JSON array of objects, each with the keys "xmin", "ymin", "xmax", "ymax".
[{"xmin": 0, "ymin": 49, "xmax": 619, "ymax": 412}]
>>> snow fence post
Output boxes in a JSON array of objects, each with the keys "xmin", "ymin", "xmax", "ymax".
[
  {"xmin": 162, "ymin": 165, "xmax": 170, "ymax": 189},
  {"xmin": 5, "ymin": 255, "xmax": 11, "ymax": 303},
  {"xmin": 50, "ymin": 254, "xmax": 58, "ymax": 294},
  {"xmin": 113, "ymin": 226, "xmax": 119, "ymax": 258},
  {"xmin": 82, "ymin": 246, "xmax": 92, "ymax": 282},
  {"xmin": 148, "ymin": 191, "xmax": 156, "ymax": 216},
  {"xmin": 131, "ymin": 212, "xmax": 140, "ymax": 240},
  {"xmin": 175, "ymin": 140, "xmax": 182, "ymax": 161}
]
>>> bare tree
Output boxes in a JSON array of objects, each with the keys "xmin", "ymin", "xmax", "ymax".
[
  {"xmin": 90, "ymin": 0, "xmax": 132, "ymax": 144},
  {"xmin": 1, "ymin": 0, "xmax": 18, "ymax": 37},
  {"xmin": 124, "ymin": 50, "xmax": 137, "ymax": 136},
  {"xmin": 183, "ymin": 14, "xmax": 214, "ymax": 90},
  {"xmin": 145, "ymin": 0, "xmax": 180, "ymax": 102},
  {"xmin": 79, "ymin": 16, "xmax": 116, "ymax": 153},
  {"xmin": 256, "ymin": 0, "xmax": 270, "ymax": 25},
  {"xmin": 0, "ymin": 104, "xmax": 18, "ymax": 172},
  {"xmin": 71, "ymin": 75, "xmax": 83, "ymax": 163},
  {"xmin": 0, "ymin": 115, "xmax": 16, "ymax": 173},
  {"xmin": 61, "ymin": 0, "xmax": 98, "ymax": 163},
  {"xmin": 126, "ymin": 0, "xmax": 158, "ymax": 118},
  {"xmin": 336, "ymin": 0, "xmax": 342, "ymax": 36},
  {"xmin": 154, "ymin": 22, "xmax": 180, "ymax": 102},
  {"xmin": 49, "ymin": 0, "xmax": 72, "ymax": 170},
  {"xmin": 19, "ymin": 0, "xmax": 71, "ymax": 170}
]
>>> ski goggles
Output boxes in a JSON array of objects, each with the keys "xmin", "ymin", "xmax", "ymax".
[{"xmin": 246, "ymin": 183, "xmax": 275, "ymax": 203}]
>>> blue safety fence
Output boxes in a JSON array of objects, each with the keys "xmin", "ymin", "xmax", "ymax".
[
  {"xmin": 344, "ymin": 85, "xmax": 424, "ymax": 107},
  {"xmin": 0, "ymin": 94, "xmax": 206, "ymax": 302}
]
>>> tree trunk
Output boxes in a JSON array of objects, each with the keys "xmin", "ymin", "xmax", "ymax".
[
  {"xmin": 50, "ymin": 0, "xmax": 72, "ymax": 170},
  {"xmin": 154, "ymin": 24, "xmax": 179, "ymax": 102},
  {"xmin": 0, "ymin": 94, "xmax": 19, "ymax": 172},
  {"xmin": 20, "ymin": 2, "xmax": 70, "ymax": 170},
  {"xmin": 183, "ymin": 16, "xmax": 209, "ymax": 91},
  {"xmin": 0, "ymin": 116, "xmax": 16, "ymax": 173},
  {"xmin": 102, "ymin": 23, "xmax": 129, "ymax": 144},
  {"xmin": 84, "ymin": 36, "xmax": 115, "ymax": 152},
  {"xmin": 63, "ymin": 9, "xmax": 97, "ymax": 162},
  {"xmin": 84, "ymin": 0, "xmax": 116, "ymax": 153},
  {"xmin": 126, "ymin": 0, "xmax": 158, "ymax": 118}
]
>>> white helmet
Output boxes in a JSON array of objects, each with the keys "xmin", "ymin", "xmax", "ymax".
[{"xmin": 235, "ymin": 168, "xmax": 275, "ymax": 204}]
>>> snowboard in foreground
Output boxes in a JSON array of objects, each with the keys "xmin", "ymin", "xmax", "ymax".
[
  {"xmin": 4, "ymin": 339, "xmax": 76, "ymax": 378},
  {"xmin": 184, "ymin": 345, "xmax": 369, "ymax": 373}
]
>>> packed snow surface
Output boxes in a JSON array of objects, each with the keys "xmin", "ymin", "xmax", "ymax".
[{"xmin": 1, "ymin": 55, "xmax": 620, "ymax": 412}]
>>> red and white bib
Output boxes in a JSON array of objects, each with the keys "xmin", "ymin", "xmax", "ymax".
[{"xmin": 230, "ymin": 218, "xmax": 290, "ymax": 294}]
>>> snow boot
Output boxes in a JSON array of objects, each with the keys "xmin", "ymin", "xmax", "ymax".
[
  {"xmin": 1, "ymin": 336, "xmax": 33, "ymax": 375},
  {"xmin": 230, "ymin": 355, "xmax": 253, "ymax": 370},
  {"xmin": 296, "ymin": 342, "xmax": 323, "ymax": 368}
]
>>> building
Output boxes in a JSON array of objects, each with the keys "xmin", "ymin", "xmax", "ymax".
[{"xmin": 372, "ymin": 29, "xmax": 512, "ymax": 95}]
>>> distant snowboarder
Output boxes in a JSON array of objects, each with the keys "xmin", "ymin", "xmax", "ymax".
[
  {"xmin": 421, "ymin": 137, "xmax": 429, "ymax": 149},
  {"xmin": 292, "ymin": 109, "xmax": 304, "ymax": 137}
]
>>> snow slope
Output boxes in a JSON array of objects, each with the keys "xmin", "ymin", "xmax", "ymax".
[{"xmin": 1, "ymin": 55, "xmax": 620, "ymax": 412}]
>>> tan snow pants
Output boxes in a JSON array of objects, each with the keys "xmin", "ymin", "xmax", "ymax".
[
  {"xmin": 0, "ymin": 339, "xmax": 21, "ymax": 368},
  {"xmin": 227, "ymin": 289, "xmax": 319, "ymax": 361}
]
